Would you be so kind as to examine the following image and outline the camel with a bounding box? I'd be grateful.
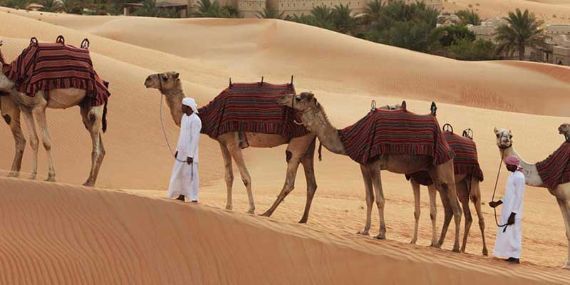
[560,123,570,141]
[277,92,462,251]
[144,72,319,223]
[0,41,107,186]
[494,127,570,269]
[408,130,487,255]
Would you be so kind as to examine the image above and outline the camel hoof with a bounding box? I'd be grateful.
[298,218,308,224]
[452,247,461,253]
[46,176,56,182]
[259,211,271,217]
[83,181,95,187]
[225,205,232,211]
[357,230,369,236]
[374,235,386,240]
[7,172,19,178]
[28,174,37,180]
[247,209,255,215]
[564,262,570,270]
[410,239,417,245]
[482,248,489,256]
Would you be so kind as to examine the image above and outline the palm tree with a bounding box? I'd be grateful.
[310,5,335,29]
[193,0,239,18]
[332,4,355,34]
[257,7,284,19]
[363,0,383,26]
[455,9,481,26]
[495,9,545,60]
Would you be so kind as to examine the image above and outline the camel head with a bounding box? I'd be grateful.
[0,41,15,92]
[144,72,180,92]
[494,127,513,149]
[277,92,319,113]
[558,123,570,135]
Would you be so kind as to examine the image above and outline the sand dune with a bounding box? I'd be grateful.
[444,0,570,24]
[0,177,569,284]
[0,7,569,284]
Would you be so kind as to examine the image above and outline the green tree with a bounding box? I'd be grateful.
[257,7,284,19]
[40,0,63,12]
[455,9,481,25]
[365,1,439,52]
[132,0,178,18]
[495,8,545,60]
[332,4,356,34]
[449,39,497,60]
[193,0,239,18]
[362,0,383,26]
[433,24,475,47]
[0,0,29,9]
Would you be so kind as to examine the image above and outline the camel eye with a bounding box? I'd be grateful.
[161,75,168,81]
[509,135,513,139]
[496,134,500,138]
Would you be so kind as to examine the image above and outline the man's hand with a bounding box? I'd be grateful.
[507,212,516,225]
[187,157,193,165]
[175,151,178,159]
[489,200,503,208]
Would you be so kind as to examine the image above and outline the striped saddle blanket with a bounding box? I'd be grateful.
[536,142,570,189]
[406,130,484,186]
[197,82,308,139]
[4,37,110,107]
[338,109,453,165]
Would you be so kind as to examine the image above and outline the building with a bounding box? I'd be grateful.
[182,0,442,18]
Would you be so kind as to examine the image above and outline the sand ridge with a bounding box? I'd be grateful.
[0,7,569,284]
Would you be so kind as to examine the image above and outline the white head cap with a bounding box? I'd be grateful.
[182,97,199,114]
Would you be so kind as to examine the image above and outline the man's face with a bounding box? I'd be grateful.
[182,104,192,114]
[506,164,518,172]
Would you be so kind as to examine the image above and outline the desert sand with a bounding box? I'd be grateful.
[0,4,570,284]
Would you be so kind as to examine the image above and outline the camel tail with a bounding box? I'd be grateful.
[102,99,108,133]
[318,140,323,161]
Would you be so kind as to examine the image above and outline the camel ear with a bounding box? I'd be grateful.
[172,72,180,79]
[307,93,314,100]
[494,127,499,134]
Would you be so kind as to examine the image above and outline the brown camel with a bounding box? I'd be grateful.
[144,72,319,222]
[495,127,570,269]
[408,130,487,255]
[0,41,107,186]
[278,92,462,251]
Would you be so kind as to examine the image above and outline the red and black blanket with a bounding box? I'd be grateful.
[3,39,110,107]
[406,130,484,186]
[338,109,453,165]
[536,142,570,189]
[197,82,308,139]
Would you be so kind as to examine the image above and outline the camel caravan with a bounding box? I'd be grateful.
[1,37,570,268]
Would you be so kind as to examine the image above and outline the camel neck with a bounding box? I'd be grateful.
[301,106,346,155]
[500,146,533,169]
[161,86,185,127]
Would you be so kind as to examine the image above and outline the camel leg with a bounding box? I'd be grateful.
[81,106,106,187]
[227,144,255,214]
[370,168,386,240]
[433,162,462,252]
[437,188,452,249]
[21,109,39,180]
[1,97,25,177]
[457,181,472,253]
[428,185,439,247]
[298,139,317,224]
[33,105,56,182]
[219,142,234,210]
[357,164,374,236]
[470,180,488,256]
[556,197,570,269]
[410,180,421,245]
[260,149,302,218]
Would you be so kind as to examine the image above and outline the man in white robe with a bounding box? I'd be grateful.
[490,155,526,264]
[167,97,202,203]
